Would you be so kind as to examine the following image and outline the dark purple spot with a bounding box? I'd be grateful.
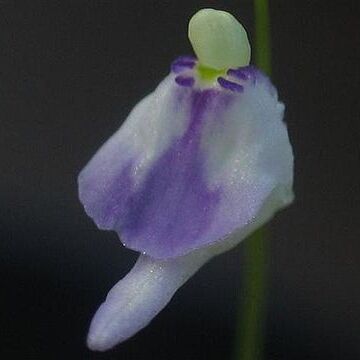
[175,75,195,87]
[227,68,249,80]
[227,66,259,86]
[217,77,244,93]
[171,55,196,73]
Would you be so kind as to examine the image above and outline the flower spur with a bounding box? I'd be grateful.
[78,9,294,351]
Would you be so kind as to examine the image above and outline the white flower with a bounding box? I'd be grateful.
[78,9,294,351]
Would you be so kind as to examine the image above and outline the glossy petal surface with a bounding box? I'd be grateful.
[78,66,293,259]
[87,186,285,351]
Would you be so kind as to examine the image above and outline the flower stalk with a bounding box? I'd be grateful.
[234,1,272,359]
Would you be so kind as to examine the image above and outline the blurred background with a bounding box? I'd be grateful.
[1,1,359,359]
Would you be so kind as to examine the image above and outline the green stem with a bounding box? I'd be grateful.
[254,0,272,76]
[233,1,271,359]
[234,228,268,360]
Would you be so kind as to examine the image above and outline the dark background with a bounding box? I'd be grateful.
[1,1,359,359]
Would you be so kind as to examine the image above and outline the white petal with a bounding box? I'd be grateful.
[86,186,283,351]
[87,252,209,351]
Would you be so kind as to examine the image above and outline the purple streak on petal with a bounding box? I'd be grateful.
[217,77,244,93]
[79,86,240,258]
[78,66,288,259]
[94,161,134,228]
[171,55,196,73]
[227,68,249,80]
[118,90,223,258]
[171,61,196,73]
[227,65,258,84]
[79,84,240,258]
[175,75,195,87]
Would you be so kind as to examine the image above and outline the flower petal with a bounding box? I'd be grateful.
[87,252,210,351]
[86,183,285,351]
[78,67,293,259]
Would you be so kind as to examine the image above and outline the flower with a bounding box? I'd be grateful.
[78,9,294,351]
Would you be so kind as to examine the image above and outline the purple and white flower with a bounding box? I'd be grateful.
[78,9,294,351]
